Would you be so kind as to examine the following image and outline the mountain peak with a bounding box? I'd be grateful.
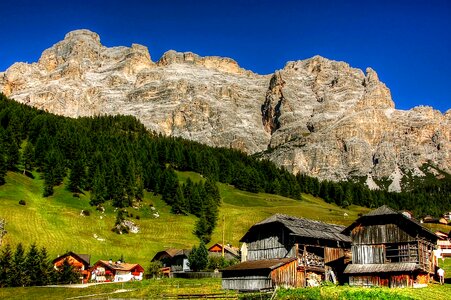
[0,30,449,185]
[64,29,101,44]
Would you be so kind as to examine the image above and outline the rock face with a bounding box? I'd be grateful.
[1,29,450,189]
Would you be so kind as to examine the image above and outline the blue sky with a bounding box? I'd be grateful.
[1,0,450,112]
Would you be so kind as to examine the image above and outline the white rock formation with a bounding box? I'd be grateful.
[1,29,449,188]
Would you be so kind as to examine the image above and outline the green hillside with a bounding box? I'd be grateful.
[0,170,368,267]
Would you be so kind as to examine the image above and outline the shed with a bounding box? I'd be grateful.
[222,258,298,291]
[343,205,438,288]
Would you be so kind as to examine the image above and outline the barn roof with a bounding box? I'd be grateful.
[241,214,351,243]
[344,263,417,274]
[343,205,437,242]
[222,258,296,272]
[151,248,190,261]
[363,205,398,216]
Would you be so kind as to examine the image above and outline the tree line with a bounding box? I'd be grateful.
[0,243,79,287]
[0,93,450,227]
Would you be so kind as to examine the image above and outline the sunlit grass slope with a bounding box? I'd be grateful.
[0,171,370,266]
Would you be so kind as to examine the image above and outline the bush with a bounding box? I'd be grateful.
[135,215,140,220]
[147,261,163,278]
[19,200,26,205]
[73,193,80,198]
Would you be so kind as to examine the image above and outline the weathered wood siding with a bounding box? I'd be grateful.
[222,275,272,290]
[324,247,345,264]
[351,224,414,244]
[270,260,299,288]
[352,245,385,264]
[222,261,300,290]
[350,275,387,287]
[246,226,294,261]
[350,274,412,288]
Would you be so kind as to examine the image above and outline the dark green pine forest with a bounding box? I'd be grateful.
[0,93,450,241]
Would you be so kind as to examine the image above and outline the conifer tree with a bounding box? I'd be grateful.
[38,247,54,286]
[56,258,80,284]
[188,242,208,271]
[10,243,27,287]
[194,213,210,243]
[171,185,188,214]
[68,156,86,193]
[0,142,7,185]
[0,244,13,287]
[21,140,35,175]
[24,243,40,286]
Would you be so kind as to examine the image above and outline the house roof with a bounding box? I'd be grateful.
[344,263,418,274]
[96,260,144,272]
[52,251,91,266]
[222,258,296,272]
[241,214,351,243]
[151,248,190,261]
[343,205,437,242]
[208,243,240,257]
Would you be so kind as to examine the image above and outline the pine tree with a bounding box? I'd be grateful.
[38,247,54,286]
[21,141,35,175]
[0,244,13,287]
[194,213,210,243]
[90,166,107,206]
[0,141,7,185]
[68,156,86,193]
[160,167,179,205]
[56,258,80,284]
[204,178,221,205]
[24,243,40,286]
[188,242,208,271]
[171,185,188,214]
[10,243,27,287]
[189,184,203,216]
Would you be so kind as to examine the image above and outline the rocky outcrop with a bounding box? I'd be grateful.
[1,30,449,189]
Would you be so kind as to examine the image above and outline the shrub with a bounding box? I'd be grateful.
[19,200,26,206]
[147,261,163,278]
[135,215,140,220]
[81,210,90,216]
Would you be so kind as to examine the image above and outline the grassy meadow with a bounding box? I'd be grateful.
[1,170,451,299]
[0,170,370,267]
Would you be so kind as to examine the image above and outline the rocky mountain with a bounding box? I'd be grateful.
[1,29,449,190]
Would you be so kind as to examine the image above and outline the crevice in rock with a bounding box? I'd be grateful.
[262,72,285,135]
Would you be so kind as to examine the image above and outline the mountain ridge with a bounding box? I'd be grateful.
[1,29,449,189]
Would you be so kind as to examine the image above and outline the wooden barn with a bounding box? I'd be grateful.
[52,252,91,283]
[222,214,351,290]
[208,243,240,261]
[342,205,438,288]
[152,248,191,272]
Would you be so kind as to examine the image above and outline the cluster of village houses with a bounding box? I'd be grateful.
[55,205,450,290]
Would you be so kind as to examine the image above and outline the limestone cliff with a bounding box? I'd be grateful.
[1,30,449,190]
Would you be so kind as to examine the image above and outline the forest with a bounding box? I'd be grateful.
[0,93,450,241]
